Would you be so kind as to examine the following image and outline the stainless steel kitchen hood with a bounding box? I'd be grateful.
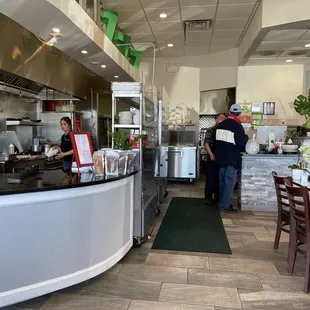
[0,70,44,94]
[0,13,110,99]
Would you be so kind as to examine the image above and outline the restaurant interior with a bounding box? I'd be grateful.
[1,0,310,309]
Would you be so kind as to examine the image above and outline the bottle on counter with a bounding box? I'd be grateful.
[8,143,14,154]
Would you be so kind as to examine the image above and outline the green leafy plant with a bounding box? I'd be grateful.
[285,129,302,139]
[294,94,310,128]
[288,163,301,170]
[109,131,142,150]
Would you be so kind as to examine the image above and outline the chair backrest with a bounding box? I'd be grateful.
[272,171,293,213]
[284,180,309,230]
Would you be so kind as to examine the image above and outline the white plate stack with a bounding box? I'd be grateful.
[119,111,133,124]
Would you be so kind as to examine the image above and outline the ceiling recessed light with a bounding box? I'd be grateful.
[90,61,100,65]
[114,75,119,78]
[167,43,174,47]
[286,59,293,63]
[52,28,60,33]
[159,13,168,19]
[81,50,88,54]
[101,64,107,68]
[305,44,310,48]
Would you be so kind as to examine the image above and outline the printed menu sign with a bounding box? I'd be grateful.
[70,132,94,167]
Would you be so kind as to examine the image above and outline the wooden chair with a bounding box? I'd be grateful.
[272,171,293,250]
[285,181,310,293]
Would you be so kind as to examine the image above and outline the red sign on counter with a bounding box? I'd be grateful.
[70,132,94,170]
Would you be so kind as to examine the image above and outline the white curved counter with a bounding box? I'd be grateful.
[0,171,135,307]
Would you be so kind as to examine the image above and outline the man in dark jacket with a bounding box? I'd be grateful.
[204,113,226,205]
[216,104,245,212]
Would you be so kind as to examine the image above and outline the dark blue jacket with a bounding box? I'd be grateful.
[215,118,245,170]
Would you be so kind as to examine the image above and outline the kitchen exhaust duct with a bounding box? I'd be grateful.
[0,70,44,94]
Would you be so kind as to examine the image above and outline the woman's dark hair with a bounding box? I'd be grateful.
[60,117,72,128]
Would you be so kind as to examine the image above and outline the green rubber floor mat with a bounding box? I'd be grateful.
[152,197,232,254]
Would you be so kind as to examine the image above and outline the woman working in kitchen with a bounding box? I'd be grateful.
[56,117,74,172]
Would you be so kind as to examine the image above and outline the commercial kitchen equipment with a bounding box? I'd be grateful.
[167,146,198,183]
[200,88,235,115]
[111,82,163,247]
[157,100,168,202]
[158,146,168,201]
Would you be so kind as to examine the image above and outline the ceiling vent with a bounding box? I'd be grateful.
[287,50,308,56]
[252,50,284,57]
[184,20,212,31]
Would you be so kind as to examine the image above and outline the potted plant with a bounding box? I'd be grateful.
[288,163,303,180]
[108,131,142,150]
[294,94,310,130]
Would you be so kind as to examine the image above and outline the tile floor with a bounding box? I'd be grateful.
[4,177,310,309]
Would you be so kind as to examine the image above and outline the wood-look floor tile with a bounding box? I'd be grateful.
[239,288,310,309]
[2,295,51,310]
[226,232,257,245]
[188,269,262,290]
[229,240,244,249]
[222,219,234,225]
[106,264,123,276]
[252,211,277,217]
[146,253,209,269]
[119,251,148,264]
[232,219,276,227]
[231,248,287,262]
[225,225,268,234]
[210,257,279,274]
[41,293,130,310]
[221,213,246,220]
[254,232,289,242]
[81,277,161,301]
[258,273,305,291]
[159,283,242,308]
[272,260,306,277]
[129,300,214,310]
[118,264,187,284]
[243,241,288,251]
[243,215,277,221]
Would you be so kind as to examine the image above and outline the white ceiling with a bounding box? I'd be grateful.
[249,29,310,64]
[101,0,261,57]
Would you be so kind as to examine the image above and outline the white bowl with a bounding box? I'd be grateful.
[282,144,299,152]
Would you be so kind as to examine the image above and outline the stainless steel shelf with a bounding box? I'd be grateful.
[6,121,44,126]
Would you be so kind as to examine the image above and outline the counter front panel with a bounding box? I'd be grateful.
[0,171,135,307]
[241,154,298,211]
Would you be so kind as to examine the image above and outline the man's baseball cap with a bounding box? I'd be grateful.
[230,104,242,113]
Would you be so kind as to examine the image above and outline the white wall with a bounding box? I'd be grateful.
[141,58,200,124]
[141,53,307,126]
[237,65,305,125]
[200,67,238,91]
[141,50,239,124]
